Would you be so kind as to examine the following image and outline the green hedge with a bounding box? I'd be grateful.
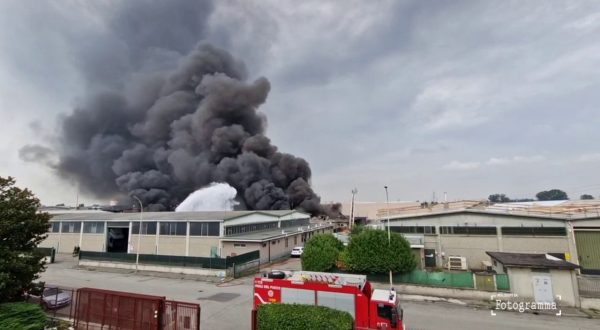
[0,303,47,330]
[257,304,353,330]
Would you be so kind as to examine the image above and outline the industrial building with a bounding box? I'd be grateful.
[374,200,600,274]
[41,210,332,263]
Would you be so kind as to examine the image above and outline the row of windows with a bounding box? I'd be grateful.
[501,227,566,236]
[389,226,436,234]
[440,226,498,235]
[50,221,219,236]
[280,218,310,228]
[225,221,278,236]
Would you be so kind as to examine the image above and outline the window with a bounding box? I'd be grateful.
[83,221,105,234]
[285,238,289,248]
[233,243,246,248]
[294,236,297,245]
[377,304,393,321]
[225,221,278,236]
[280,218,310,228]
[159,222,186,236]
[389,226,436,234]
[440,226,497,235]
[190,222,220,236]
[131,222,157,235]
[61,221,81,233]
[50,222,60,233]
[501,227,566,236]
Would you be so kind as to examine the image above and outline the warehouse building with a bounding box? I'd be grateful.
[41,210,332,263]
[376,201,600,274]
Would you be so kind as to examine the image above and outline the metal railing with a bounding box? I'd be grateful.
[579,275,600,298]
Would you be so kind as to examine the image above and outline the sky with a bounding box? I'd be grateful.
[2,0,600,207]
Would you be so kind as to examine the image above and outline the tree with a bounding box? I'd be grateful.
[345,229,416,274]
[488,194,511,203]
[536,189,568,201]
[0,176,50,302]
[580,194,594,200]
[301,234,344,272]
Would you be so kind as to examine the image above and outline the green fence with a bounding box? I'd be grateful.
[35,247,56,263]
[495,273,510,291]
[366,270,512,291]
[79,250,260,270]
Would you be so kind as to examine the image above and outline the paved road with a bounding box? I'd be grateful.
[40,256,599,330]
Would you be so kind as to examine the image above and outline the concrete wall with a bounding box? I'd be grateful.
[581,297,600,310]
[78,260,226,277]
[157,236,186,256]
[130,235,158,254]
[188,237,220,257]
[39,233,60,250]
[80,234,105,252]
[438,236,499,269]
[502,237,569,255]
[56,233,80,253]
[221,241,262,259]
[549,269,578,307]
[506,268,578,307]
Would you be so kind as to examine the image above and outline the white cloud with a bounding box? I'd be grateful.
[443,160,481,171]
[486,155,545,166]
[576,153,600,163]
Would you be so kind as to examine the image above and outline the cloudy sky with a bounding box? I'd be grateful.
[2,0,600,206]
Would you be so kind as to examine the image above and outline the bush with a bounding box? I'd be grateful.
[0,302,47,330]
[345,228,416,274]
[301,234,344,272]
[257,303,353,330]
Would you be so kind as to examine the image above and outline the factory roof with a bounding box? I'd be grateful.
[486,252,580,270]
[221,222,333,242]
[49,210,308,221]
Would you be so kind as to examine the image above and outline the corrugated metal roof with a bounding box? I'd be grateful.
[221,223,333,242]
[49,210,302,221]
[486,251,580,270]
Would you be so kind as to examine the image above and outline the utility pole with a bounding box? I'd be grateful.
[350,188,358,229]
[384,186,392,290]
[132,196,143,273]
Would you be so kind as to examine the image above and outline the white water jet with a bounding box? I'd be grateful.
[175,182,239,212]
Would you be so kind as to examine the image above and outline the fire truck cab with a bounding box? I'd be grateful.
[253,271,404,330]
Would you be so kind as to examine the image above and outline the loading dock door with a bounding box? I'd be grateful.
[575,231,600,274]
[106,222,130,253]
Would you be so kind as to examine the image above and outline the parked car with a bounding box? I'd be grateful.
[291,246,304,257]
[28,286,72,309]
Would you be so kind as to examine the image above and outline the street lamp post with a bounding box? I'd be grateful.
[132,196,143,273]
[384,186,392,290]
[350,188,358,229]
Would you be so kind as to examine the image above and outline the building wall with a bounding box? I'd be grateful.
[502,237,569,255]
[221,241,263,259]
[392,213,571,270]
[507,268,533,299]
[39,233,60,250]
[157,236,186,256]
[437,235,499,269]
[56,233,80,254]
[188,237,220,257]
[506,267,578,307]
[130,235,158,254]
[549,269,578,307]
[80,234,105,252]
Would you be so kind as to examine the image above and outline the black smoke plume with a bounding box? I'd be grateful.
[18,1,324,214]
[50,44,323,214]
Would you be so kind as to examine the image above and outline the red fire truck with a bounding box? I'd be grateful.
[252,270,405,330]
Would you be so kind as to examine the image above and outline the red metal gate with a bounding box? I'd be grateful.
[74,288,163,330]
[72,288,201,330]
[162,300,201,330]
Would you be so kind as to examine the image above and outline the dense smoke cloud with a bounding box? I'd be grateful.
[50,44,322,213]
[17,1,322,214]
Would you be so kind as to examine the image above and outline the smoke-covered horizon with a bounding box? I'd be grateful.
[24,43,322,214]
[18,1,324,215]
